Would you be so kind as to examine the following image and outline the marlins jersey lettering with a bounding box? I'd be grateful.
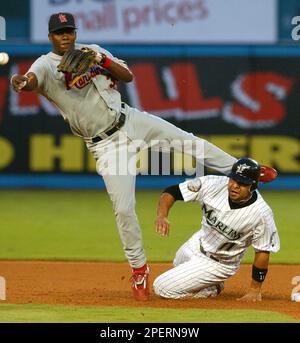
[179,175,280,265]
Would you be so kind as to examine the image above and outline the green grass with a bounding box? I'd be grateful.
[0,304,297,323]
[0,190,299,263]
[0,190,299,324]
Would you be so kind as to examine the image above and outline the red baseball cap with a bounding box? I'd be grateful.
[48,13,77,33]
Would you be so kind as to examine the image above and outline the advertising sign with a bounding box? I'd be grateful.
[0,53,299,176]
[31,0,277,43]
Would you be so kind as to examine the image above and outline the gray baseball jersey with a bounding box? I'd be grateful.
[27,43,128,138]
[153,175,280,299]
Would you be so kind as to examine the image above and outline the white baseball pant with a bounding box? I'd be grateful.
[153,232,239,298]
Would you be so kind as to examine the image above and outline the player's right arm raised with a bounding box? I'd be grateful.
[11,72,38,92]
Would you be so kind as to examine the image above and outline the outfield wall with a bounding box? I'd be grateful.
[0,45,299,189]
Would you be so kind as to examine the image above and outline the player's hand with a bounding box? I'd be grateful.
[11,74,28,92]
[237,289,262,302]
[155,216,170,237]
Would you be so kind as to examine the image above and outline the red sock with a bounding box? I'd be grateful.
[132,264,148,274]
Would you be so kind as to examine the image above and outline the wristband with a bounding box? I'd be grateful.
[252,265,268,283]
[101,55,112,69]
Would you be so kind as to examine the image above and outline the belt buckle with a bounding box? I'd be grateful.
[115,118,122,130]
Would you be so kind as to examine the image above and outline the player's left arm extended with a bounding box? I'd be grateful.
[237,251,270,302]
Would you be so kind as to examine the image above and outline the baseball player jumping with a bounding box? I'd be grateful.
[154,158,280,301]
[11,13,276,301]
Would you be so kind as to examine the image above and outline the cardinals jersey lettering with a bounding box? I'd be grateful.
[27,44,129,138]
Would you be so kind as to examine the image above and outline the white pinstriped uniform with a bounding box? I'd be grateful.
[153,175,280,299]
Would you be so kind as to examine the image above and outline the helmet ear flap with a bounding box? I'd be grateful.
[250,182,258,191]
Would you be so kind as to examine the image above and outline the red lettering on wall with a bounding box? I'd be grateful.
[130,62,222,117]
[223,72,293,128]
[130,63,180,111]
[171,63,223,112]
[3,59,295,130]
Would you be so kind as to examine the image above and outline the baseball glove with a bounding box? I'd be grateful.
[57,47,97,88]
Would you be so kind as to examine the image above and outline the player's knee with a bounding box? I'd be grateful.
[173,252,184,267]
[114,203,135,218]
[153,276,165,297]
[153,275,174,298]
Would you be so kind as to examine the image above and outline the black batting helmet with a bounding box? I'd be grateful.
[228,158,261,189]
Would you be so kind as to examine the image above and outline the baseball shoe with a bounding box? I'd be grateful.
[195,282,224,298]
[130,264,150,301]
[260,165,278,183]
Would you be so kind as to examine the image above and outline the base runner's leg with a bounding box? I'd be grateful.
[153,255,235,299]
[154,232,236,299]
[173,241,195,266]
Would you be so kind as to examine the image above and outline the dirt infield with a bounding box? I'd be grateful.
[0,261,299,320]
